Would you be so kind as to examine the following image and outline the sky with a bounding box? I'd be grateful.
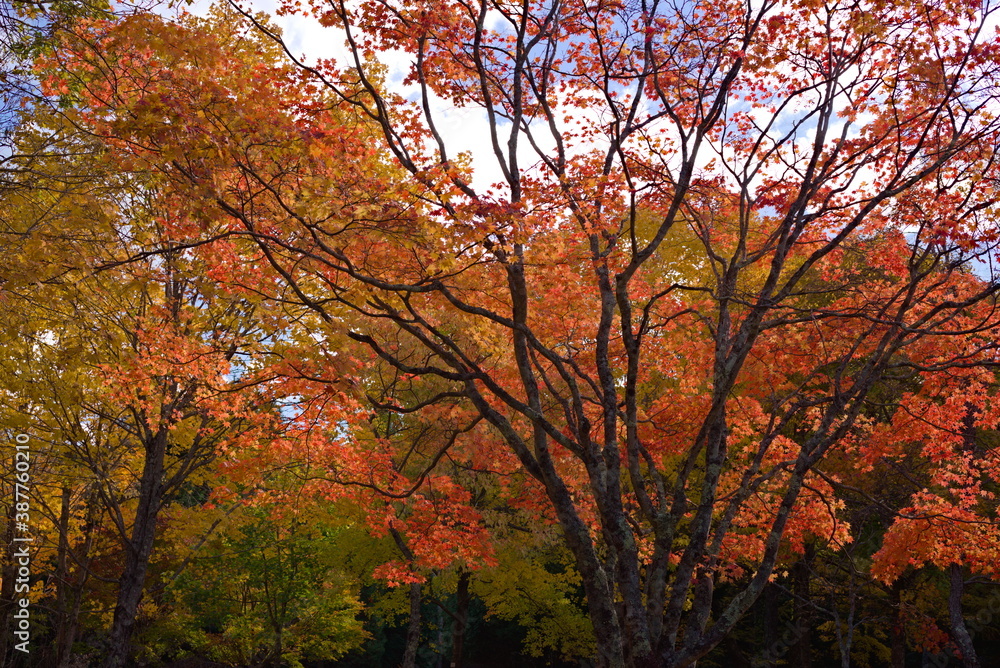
[187,0,889,200]
[180,0,510,191]
[171,0,1000,253]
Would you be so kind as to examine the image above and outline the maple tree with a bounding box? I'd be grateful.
[864,371,1000,668]
[17,0,1000,665]
[0,22,305,668]
[225,0,1000,664]
[0,195,286,668]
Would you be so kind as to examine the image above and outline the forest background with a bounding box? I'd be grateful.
[3,0,1000,666]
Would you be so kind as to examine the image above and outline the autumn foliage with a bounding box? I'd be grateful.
[3,0,1000,665]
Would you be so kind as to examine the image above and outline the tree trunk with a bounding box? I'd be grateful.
[402,580,422,668]
[450,570,470,668]
[102,432,167,668]
[55,486,74,668]
[759,582,779,667]
[948,563,980,668]
[58,488,99,668]
[791,545,814,668]
[947,406,983,668]
[891,578,906,668]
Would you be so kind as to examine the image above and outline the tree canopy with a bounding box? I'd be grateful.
[3,0,1000,666]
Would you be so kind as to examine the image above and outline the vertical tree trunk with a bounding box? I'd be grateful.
[435,604,444,668]
[891,578,906,668]
[389,524,423,668]
[760,582,779,667]
[267,628,283,666]
[948,563,980,668]
[450,570,470,668]
[402,580,422,668]
[791,544,814,668]
[54,486,74,667]
[102,432,167,668]
[950,408,982,668]
[58,489,99,668]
